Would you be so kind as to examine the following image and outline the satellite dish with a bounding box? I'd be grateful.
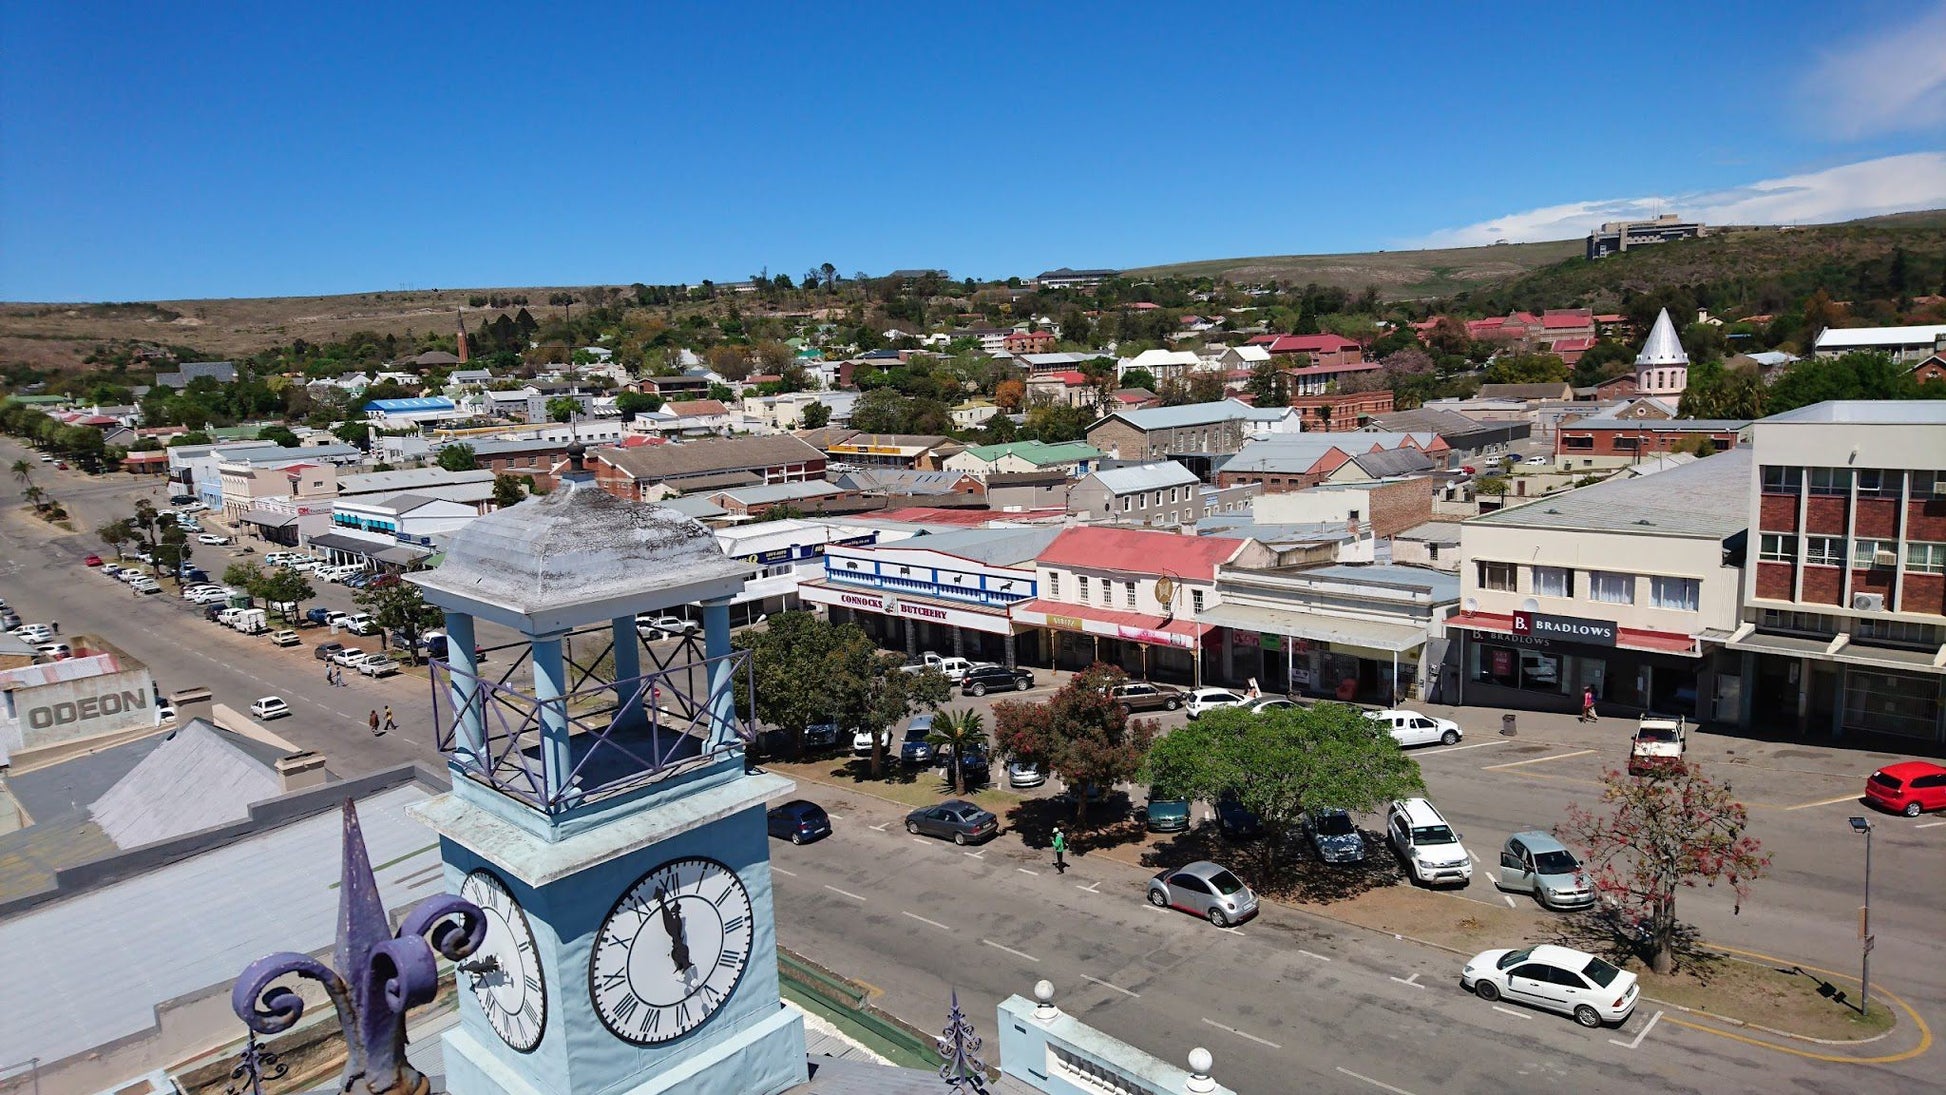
[1463,597,1478,612]
[1153,576,1175,605]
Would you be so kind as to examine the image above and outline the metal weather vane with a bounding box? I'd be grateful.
[231,800,486,1095]
[935,988,989,1093]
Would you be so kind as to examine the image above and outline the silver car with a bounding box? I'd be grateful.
[1493,832,1595,910]
[1146,860,1258,927]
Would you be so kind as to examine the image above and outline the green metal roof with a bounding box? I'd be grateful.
[958,439,1102,465]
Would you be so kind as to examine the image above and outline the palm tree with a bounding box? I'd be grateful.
[22,484,45,511]
[9,459,30,488]
[928,708,988,796]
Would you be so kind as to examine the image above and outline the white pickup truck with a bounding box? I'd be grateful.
[898,652,981,683]
[1627,714,1686,775]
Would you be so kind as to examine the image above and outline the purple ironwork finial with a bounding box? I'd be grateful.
[231,800,485,1095]
[935,989,989,1093]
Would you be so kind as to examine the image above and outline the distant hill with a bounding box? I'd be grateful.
[1124,239,1586,299]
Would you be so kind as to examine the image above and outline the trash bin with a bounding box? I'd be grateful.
[1501,713,1517,736]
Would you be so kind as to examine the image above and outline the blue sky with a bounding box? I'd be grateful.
[4,1,1944,301]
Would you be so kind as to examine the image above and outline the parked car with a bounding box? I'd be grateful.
[196,533,231,546]
[324,610,353,628]
[14,624,55,644]
[1146,860,1258,926]
[344,613,378,636]
[1628,714,1686,775]
[269,629,302,647]
[637,614,698,637]
[1243,696,1300,714]
[1461,945,1639,1028]
[169,494,197,506]
[1110,682,1184,713]
[130,579,162,594]
[249,696,292,721]
[1365,709,1463,748]
[1493,832,1595,910]
[952,743,991,785]
[900,713,935,765]
[101,563,123,577]
[36,643,73,660]
[1864,761,1946,817]
[1185,688,1249,719]
[314,641,346,661]
[1387,798,1472,886]
[1145,796,1191,833]
[1302,808,1366,864]
[801,723,840,750]
[357,654,399,677]
[960,664,1033,696]
[1215,791,1264,840]
[305,607,333,626]
[766,800,832,844]
[83,553,102,566]
[180,567,209,584]
[331,648,373,669]
[1521,455,1551,467]
[421,633,487,662]
[904,800,998,845]
[1007,760,1045,788]
[851,728,887,757]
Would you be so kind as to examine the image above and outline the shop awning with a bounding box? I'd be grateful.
[1196,602,1426,654]
[242,510,297,529]
[1727,630,1946,675]
[1832,641,1946,675]
[1724,631,1839,660]
[307,531,392,557]
[1010,599,1209,650]
[1446,610,1699,656]
[798,580,1015,635]
[374,544,433,567]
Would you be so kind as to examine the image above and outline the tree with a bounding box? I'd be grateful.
[1245,359,1285,406]
[1558,761,1770,974]
[800,401,831,429]
[993,378,1027,411]
[1117,368,1155,394]
[9,459,30,487]
[1144,703,1424,874]
[491,473,528,509]
[353,580,444,663]
[992,665,1157,825]
[928,708,988,795]
[258,567,316,623]
[615,390,664,420]
[154,526,192,584]
[850,388,912,434]
[733,612,948,772]
[706,345,754,382]
[97,518,134,559]
[256,425,301,447]
[224,561,266,596]
[1474,474,1511,497]
[545,396,581,423]
[436,443,479,472]
[858,659,949,779]
[1483,353,1569,385]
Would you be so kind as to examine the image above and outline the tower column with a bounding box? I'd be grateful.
[442,612,485,765]
[532,635,573,804]
[611,616,645,732]
[703,598,738,747]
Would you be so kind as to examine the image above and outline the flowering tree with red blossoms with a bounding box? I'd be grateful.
[992,664,1156,827]
[1558,761,1770,975]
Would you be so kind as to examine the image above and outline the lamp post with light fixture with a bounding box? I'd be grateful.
[1848,815,1873,1016]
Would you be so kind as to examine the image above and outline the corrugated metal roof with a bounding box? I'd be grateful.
[88,723,284,849]
[1472,447,1752,537]
[1085,461,1199,494]
[0,652,121,688]
[1102,398,1257,430]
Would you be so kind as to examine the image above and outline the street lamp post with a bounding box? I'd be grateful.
[1848,815,1873,1016]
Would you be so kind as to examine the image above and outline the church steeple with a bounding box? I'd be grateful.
[1634,307,1688,397]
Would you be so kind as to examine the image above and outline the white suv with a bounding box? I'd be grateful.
[1387,798,1473,887]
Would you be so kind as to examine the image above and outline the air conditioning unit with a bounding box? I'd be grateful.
[1872,550,1897,568]
[1852,592,1886,612]
[1933,480,1946,497]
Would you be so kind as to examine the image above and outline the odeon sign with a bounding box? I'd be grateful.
[26,689,151,729]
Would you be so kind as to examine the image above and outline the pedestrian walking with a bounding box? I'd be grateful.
[325,664,335,686]
[1051,827,1067,874]
[382,706,396,734]
[50,621,59,636]
[369,709,382,737]
[1579,685,1598,723]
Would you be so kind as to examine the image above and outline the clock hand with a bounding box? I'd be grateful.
[656,885,693,972]
[458,954,501,979]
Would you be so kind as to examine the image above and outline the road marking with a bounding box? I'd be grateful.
[1080,974,1140,998]
[1482,749,1594,770]
[1502,895,1517,908]
[901,911,951,931]
[1201,1017,1280,1050]
[981,939,1039,963]
[1334,1067,1416,1095]
[1784,794,1862,811]
[1608,1009,1662,1049]
[1297,949,1332,962]
[1491,1005,1529,1020]
[1216,926,1245,936]
[1468,851,1483,868]
[824,813,844,820]
[1389,972,1424,989]
[964,850,986,859]
[823,885,865,902]
[771,866,797,877]
[1419,739,1509,755]
[869,823,889,831]
[1075,881,1102,893]
[1914,821,1946,829]
[1017,867,1039,875]
[911,837,931,845]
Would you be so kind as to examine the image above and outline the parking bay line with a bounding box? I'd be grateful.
[1388,972,1424,989]
[869,823,888,831]
[1481,749,1594,771]
[771,867,797,877]
[1916,821,1946,829]
[1490,1005,1529,1020]
[1297,949,1332,962]
[1075,881,1102,893]
[1784,794,1862,811]
[1080,974,1140,999]
[823,885,866,902]
[901,910,952,931]
[1336,1066,1418,1095]
[980,939,1040,963]
[1419,739,1511,756]
[1609,1009,1663,1049]
[1200,1017,1280,1050]
[1017,867,1039,876]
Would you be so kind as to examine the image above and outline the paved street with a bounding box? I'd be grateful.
[4,445,1940,1092]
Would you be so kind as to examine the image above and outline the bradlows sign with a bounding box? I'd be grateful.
[1513,611,1615,646]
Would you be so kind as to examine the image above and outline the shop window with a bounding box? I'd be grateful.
[1805,536,1843,566]
[1907,542,1946,574]
[1852,539,1896,568]
[1532,566,1574,598]
[1758,533,1796,562]
[1808,467,1851,495]
[1477,561,1516,592]
[1476,644,1567,694]
[1589,571,1636,605]
[1649,575,1700,611]
[1842,669,1940,739]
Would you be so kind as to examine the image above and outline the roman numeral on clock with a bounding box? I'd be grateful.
[612,995,638,1024]
[722,914,746,936]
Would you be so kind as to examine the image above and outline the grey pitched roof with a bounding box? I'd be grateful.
[1635,308,1688,366]
[1222,435,1360,474]
[1473,447,1752,537]
[714,481,844,506]
[889,526,1062,566]
[1369,407,1491,438]
[1477,383,1574,401]
[4,734,171,826]
[1096,399,1256,431]
[338,467,494,494]
[88,722,285,849]
[1347,448,1437,477]
[1760,400,1946,425]
[1085,462,1200,494]
[1394,520,1464,543]
[601,435,824,481]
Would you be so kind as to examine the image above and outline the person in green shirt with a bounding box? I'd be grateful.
[1051,827,1067,874]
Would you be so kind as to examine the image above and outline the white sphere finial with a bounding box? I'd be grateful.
[1032,979,1058,1021]
[1185,1047,1215,1094]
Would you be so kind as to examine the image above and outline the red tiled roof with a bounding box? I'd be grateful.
[615,434,668,448]
[1445,611,1697,655]
[1595,314,1626,323]
[1549,336,1596,351]
[1126,302,1161,311]
[1542,314,1591,329]
[1266,334,1359,354]
[1245,334,1279,346]
[1036,527,1248,581]
[873,507,1010,527]
[1282,360,1381,377]
[1035,370,1090,385]
[672,399,730,416]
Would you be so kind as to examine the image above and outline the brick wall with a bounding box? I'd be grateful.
[1290,391,1394,431]
[1086,420,1145,461]
[1555,427,1745,457]
[1854,498,1899,538]
[1368,478,1435,538]
[1800,565,1843,605]
[1901,573,1946,616]
[1758,494,1798,532]
[1755,562,1795,600]
[1804,496,1848,535]
[1909,499,1946,541]
[1215,469,1326,493]
[1853,568,1894,593]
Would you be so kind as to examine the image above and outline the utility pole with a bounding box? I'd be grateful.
[1849,815,1874,1016]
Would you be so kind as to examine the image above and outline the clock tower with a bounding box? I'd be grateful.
[405,450,807,1095]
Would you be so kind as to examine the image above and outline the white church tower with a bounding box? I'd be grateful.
[1633,307,1688,398]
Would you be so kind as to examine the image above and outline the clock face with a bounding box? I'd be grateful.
[588,857,755,1046]
[459,869,547,1052]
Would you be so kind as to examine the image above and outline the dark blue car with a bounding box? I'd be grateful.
[766,800,832,845]
[306,607,333,626]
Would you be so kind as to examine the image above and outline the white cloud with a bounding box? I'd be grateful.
[1413,152,1946,248]
[1804,4,1946,138]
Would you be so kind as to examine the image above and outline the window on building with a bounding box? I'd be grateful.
[1048,572,1060,598]
[1808,467,1852,495]
[1759,533,1796,562]
[1100,579,1110,606]
[1908,542,1946,574]
[1853,539,1896,568]
[1589,571,1636,605]
[1170,487,1179,503]
[1077,575,1088,601]
[1191,589,1205,613]
[1759,608,1836,636]
[1805,536,1844,566]
[1912,471,1941,497]
[1613,436,1639,452]
[1532,566,1574,598]
[1125,582,1136,608]
[1563,435,1594,451]
[1121,496,1131,512]
[1477,561,1516,592]
[1856,469,1900,498]
[1650,575,1700,611]
[1856,618,1941,649]
[1760,465,1802,494]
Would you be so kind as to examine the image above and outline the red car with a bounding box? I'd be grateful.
[83,553,102,566]
[1864,761,1946,817]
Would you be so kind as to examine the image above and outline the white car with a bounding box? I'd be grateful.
[1461,944,1639,1028]
[1521,455,1551,467]
[287,558,322,572]
[851,727,890,756]
[357,655,398,677]
[325,610,354,628]
[1387,798,1472,886]
[249,696,292,720]
[331,648,374,669]
[1364,709,1463,747]
[14,625,54,644]
[344,613,378,636]
[36,643,72,659]
[1184,687,1249,719]
[193,588,234,605]
[130,579,162,594]
[636,615,699,637]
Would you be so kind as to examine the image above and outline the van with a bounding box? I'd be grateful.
[344,613,378,635]
[230,608,268,635]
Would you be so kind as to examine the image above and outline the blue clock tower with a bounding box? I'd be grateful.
[406,447,807,1095]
